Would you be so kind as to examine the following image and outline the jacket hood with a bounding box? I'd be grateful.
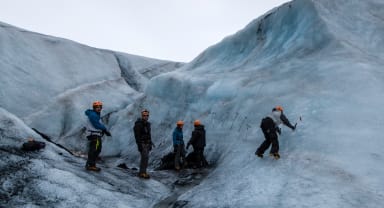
[85,109,100,116]
[85,109,93,116]
[136,118,149,124]
[174,126,183,131]
[195,125,205,130]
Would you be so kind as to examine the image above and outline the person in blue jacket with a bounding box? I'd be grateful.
[173,120,186,170]
[84,101,111,171]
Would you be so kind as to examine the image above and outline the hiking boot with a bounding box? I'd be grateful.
[269,153,280,160]
[138,172,150,179]
[255,151,263,158]
[86,166,101,172]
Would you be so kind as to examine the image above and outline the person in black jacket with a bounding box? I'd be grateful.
[255,106,296,159]
[133,109,152,179]
[187,120,208,168]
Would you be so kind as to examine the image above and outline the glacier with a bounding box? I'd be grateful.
[1,0,384,207]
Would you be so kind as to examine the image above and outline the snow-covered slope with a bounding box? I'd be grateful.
[144,0,384,207]
[0,21,183,152]
[0,107,171,208]
[1,0,384,207]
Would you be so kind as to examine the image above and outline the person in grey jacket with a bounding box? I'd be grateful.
[255,106,296,159]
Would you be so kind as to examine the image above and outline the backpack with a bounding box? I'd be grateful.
[260,117,275,131]
[22,140,46,151]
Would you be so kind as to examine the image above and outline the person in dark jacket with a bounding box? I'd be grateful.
[255,105,296,159]
[84,101,111,171]
[187,120,208,168]
[173,120,186,170]
[133,109,152,179]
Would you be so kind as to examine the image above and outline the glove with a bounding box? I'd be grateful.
[103,130,111,136]
[186,143,190,149]
[276,127,281,135]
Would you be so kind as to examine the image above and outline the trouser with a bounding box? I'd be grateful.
[256,129,279,154]
[194,148,208,167]
[174,144,186,168]
[139,143,151,174]
[86,135,102,167]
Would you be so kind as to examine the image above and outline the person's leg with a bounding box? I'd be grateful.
[174,145,181,170]
[180,144,187,163]
[86,139,97,167]
[200,149,209,167]
[181,144,186,166]
[256,130,271,155]
[95,137,102,161]
[270,133,279,155]
[196,149,204,167]
[198,148,208,167]
[139,144,149,174]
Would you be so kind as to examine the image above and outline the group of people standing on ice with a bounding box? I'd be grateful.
[172,119,208,171]
[84,101,208,179]
[84,101,296,179]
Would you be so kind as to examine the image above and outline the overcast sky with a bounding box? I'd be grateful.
[0,0,288,62]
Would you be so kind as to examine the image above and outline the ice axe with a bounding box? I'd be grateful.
[294,116,302,129]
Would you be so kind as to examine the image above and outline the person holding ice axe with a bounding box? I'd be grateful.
[255,105,298,159]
